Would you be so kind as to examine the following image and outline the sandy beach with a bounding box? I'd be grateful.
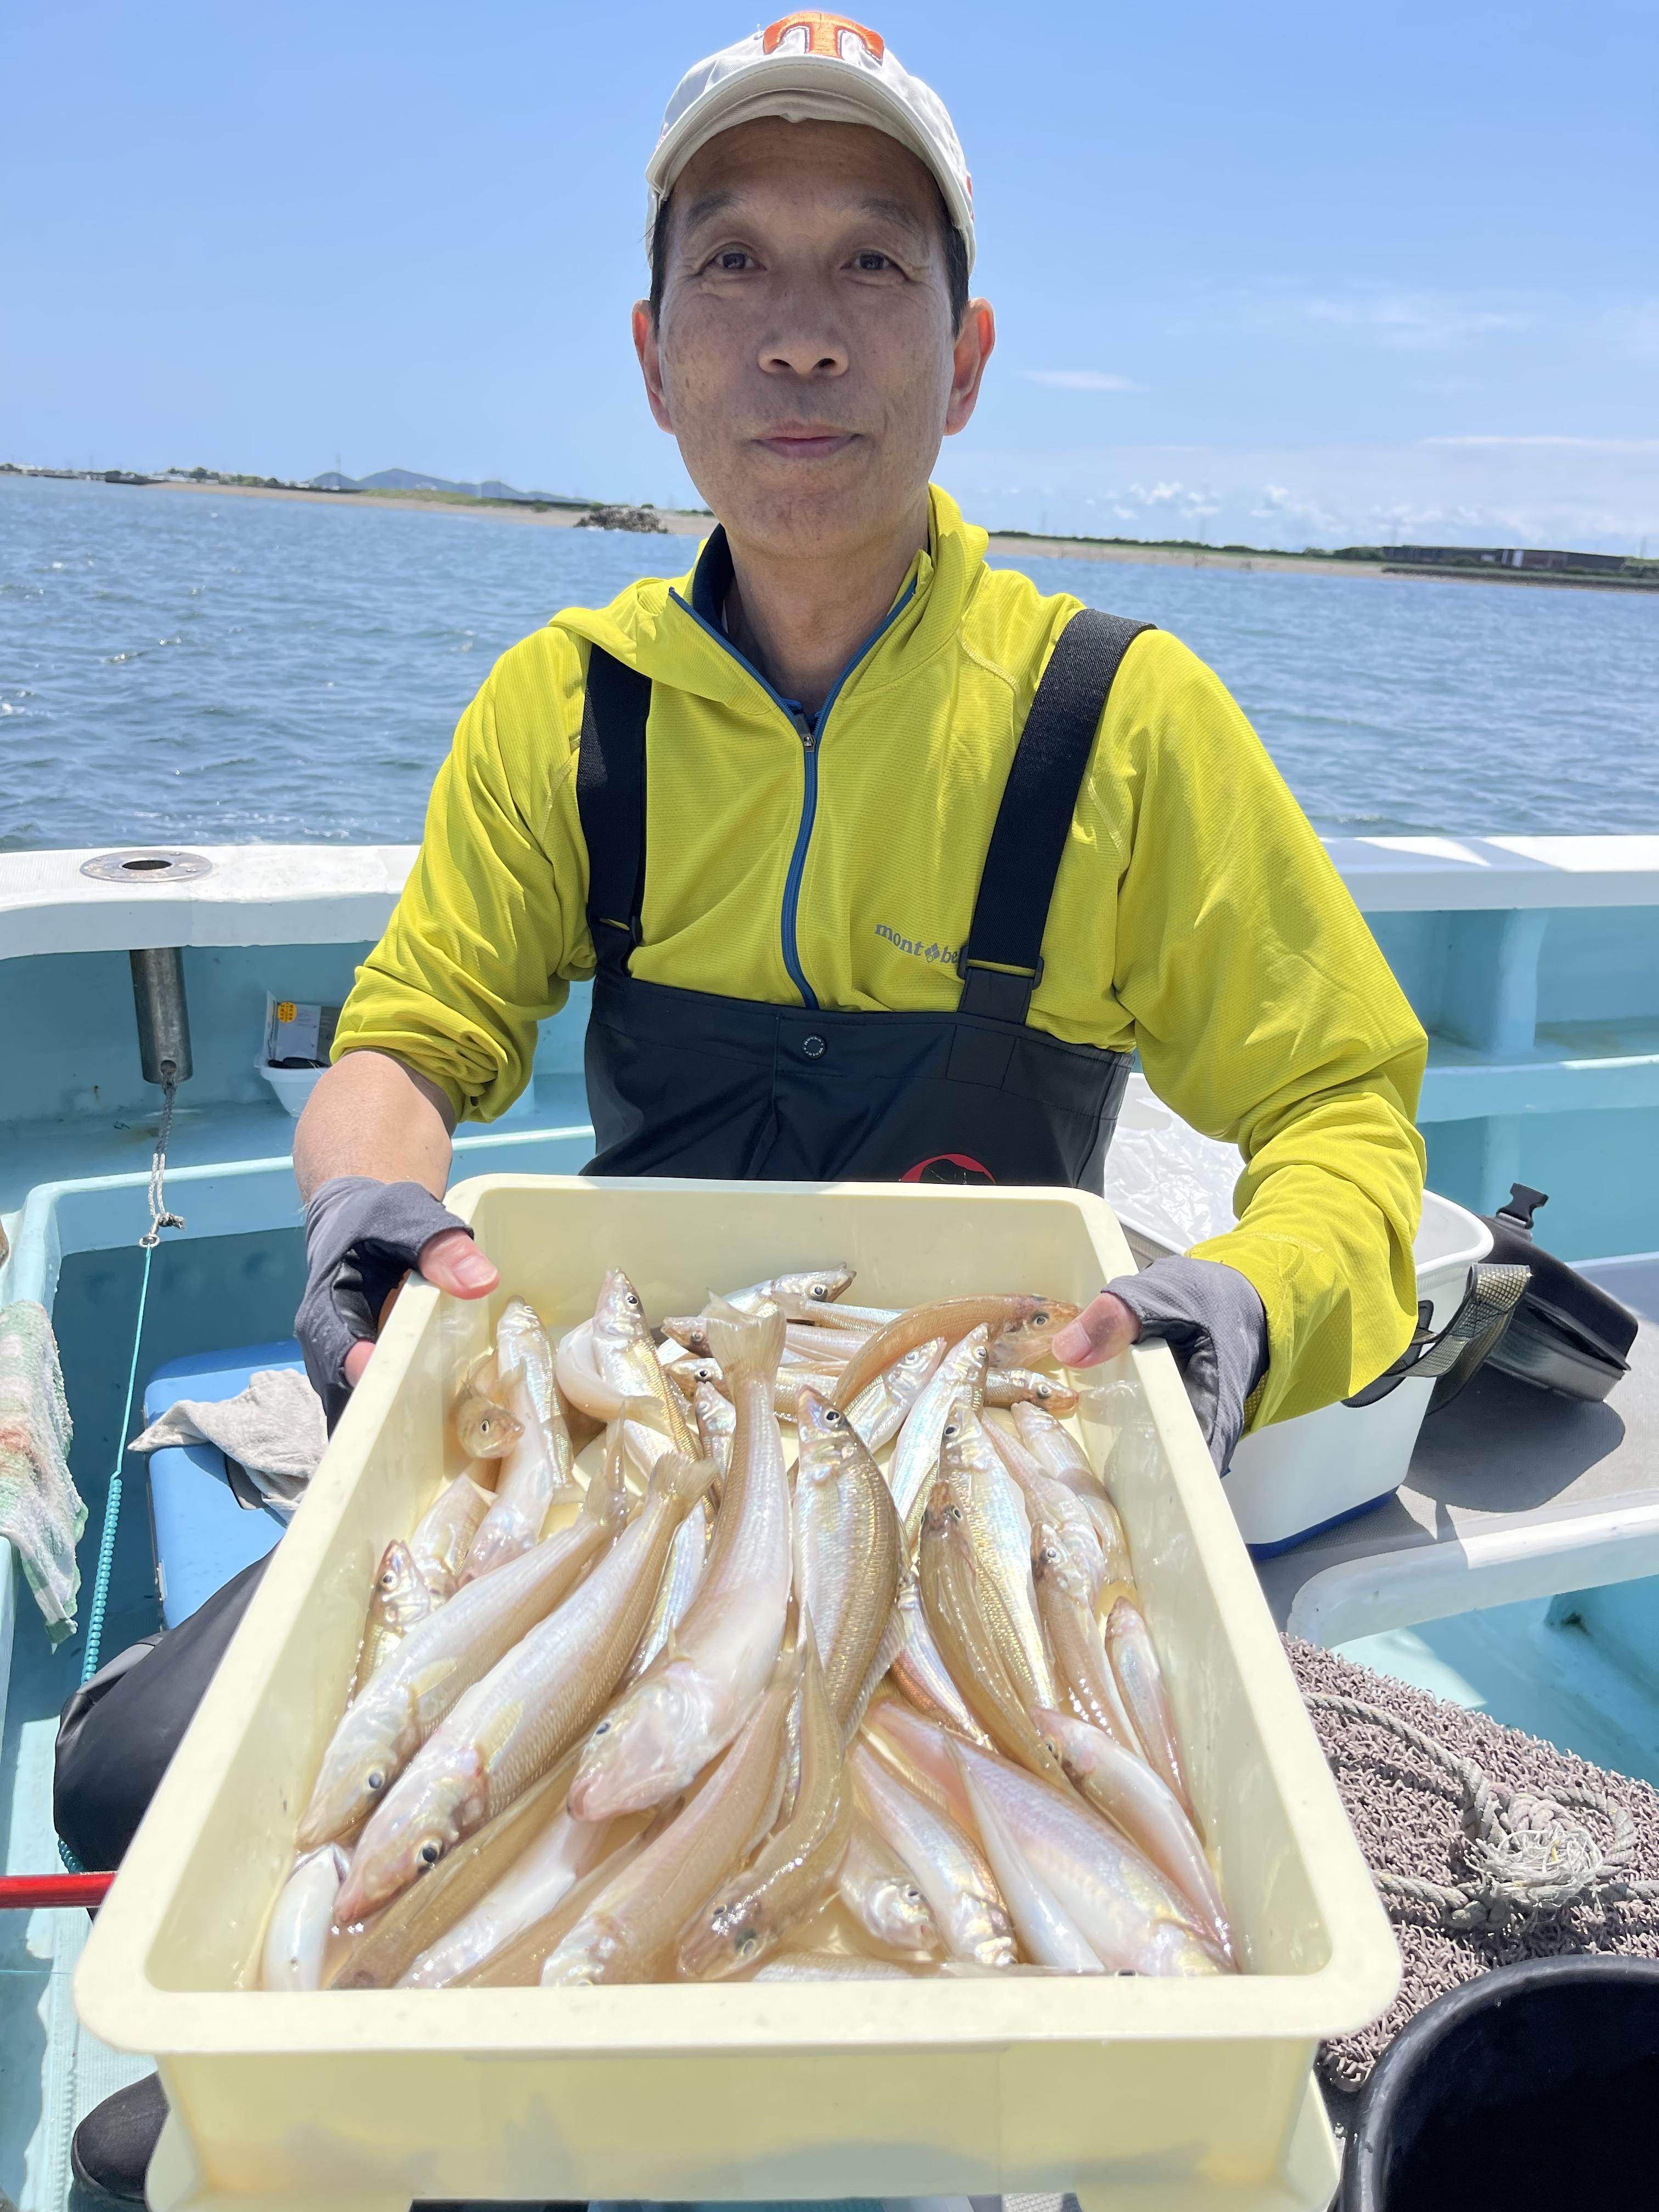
[148,476,1387,578]
[142,478,1652,589]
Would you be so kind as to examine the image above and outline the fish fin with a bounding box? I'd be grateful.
[653,1451,720,1511]
[409,1658,458,1701]
[474,1699,526,1771]
[618,1393,672,1435]
[706,1305,787,1384]
[584,1430,629,1526]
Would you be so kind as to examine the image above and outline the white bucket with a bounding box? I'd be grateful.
[1104,1076,1491,1554]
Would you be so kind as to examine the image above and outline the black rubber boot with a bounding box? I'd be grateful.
[70,2072,166,2203]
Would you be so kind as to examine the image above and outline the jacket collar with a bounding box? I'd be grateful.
[552,486,988,710]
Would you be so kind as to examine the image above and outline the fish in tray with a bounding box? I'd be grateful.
[541,1651,801,1985]
[568,1309,793,1821]
[299,1454,627,1852]
[336,1444,719,1922]
[833,1293,1081,1409]
[791,1389,902,1735]
[275,1255,1238,1991]
[677,1632,851,1978]
[465,1301,580,1578]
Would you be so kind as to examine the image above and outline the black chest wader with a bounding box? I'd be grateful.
[575,608,1152,1190]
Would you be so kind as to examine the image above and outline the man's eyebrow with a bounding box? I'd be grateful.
[854,193,933,246]
[677,188,740,236]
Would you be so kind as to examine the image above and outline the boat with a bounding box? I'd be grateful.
[1,831,1654,2209]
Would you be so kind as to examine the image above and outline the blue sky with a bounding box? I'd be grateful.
[7,1,1656,548]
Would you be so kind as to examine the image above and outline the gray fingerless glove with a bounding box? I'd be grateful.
[296,1176,472,1430]
[1106,1256,1269,1472]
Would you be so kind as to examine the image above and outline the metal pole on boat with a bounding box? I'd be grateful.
[129,946,193,1088]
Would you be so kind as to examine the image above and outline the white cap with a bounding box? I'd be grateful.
[646,14,974,272]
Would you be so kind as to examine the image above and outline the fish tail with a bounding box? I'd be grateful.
[706,1305,787,1385]
[618,1392,671,1435]
[653,1451,721,1511]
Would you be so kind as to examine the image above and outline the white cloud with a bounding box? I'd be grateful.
[1022,369,1141,391]
[935,437,1659,552]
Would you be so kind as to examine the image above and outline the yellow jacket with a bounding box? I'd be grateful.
[335,487,1427,1431]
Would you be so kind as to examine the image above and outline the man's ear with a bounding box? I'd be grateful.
[944,299,996,437]
[633,301,675,433]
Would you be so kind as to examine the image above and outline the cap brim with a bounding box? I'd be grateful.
[647,57,974,268]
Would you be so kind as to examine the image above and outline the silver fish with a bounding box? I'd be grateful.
[542,1658,799,1985]
[336,1448,718,1922]
[569,1308,792,1821]
[297,1453,625,1853]
[692,1377,736,1474]
[454,1393,523,1460]
[849,1738,1015,1970]
[887,1572,994,1747]
[370,1539,433,1638]
[944,1395,1058,1713]
[793,1389,902,1734]
[399,1799,618,1989]
[466,1300,579,1578]
[1036,1707,1232,1960]
[1030,1518,1143,1757]
[949,1737,1223,1977]
[957,1757,1104,1973]
[836,1812,944,1956]
[888,1327,990,1546]
[842,1335,948,1453]
[985,1369,1079,1414]
[678,1633,851,1979]
[834,1295,1080,1409]
[623,1494,712,1686]
[983,1412,1107,1602]
[261,1845,349,1990]
[589,1269,699,1481]
[1105,1595,1197,1819]
[408,1471,493,1602]
[1011,1400,1105,1495]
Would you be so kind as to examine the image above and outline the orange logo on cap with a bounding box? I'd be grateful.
[763,13,885,63]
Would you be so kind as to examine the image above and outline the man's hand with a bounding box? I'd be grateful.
[341,1229,498,1387]
[1051,1291,1143,1370]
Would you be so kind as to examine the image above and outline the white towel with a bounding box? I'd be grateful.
[129,1367,327,1517]
[0,1300,88,1642]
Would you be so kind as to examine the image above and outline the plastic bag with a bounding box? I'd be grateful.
[0,1300,87,1641]
[1102,1075,1244,1256]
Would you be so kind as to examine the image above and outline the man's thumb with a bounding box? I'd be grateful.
[419,1227,499,1297]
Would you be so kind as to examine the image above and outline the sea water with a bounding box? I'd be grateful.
[3,472,1655,852]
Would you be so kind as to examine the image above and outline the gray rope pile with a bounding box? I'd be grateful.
[1286,1637,1659,2091]
[1304,1690,1659,1933]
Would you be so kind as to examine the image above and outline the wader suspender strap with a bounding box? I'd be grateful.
[956,610,1154,1024]
[575,646,653,976]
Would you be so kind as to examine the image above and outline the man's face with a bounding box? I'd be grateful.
[634,119,992,562]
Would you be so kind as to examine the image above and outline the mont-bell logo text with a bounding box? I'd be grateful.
[877,922,959,967]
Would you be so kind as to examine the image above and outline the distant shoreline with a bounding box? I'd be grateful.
[10,469,1655,591]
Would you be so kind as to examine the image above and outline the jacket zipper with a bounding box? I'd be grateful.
[670,579,917,1011]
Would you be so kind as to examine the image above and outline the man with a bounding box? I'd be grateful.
[61,17,1426,2195]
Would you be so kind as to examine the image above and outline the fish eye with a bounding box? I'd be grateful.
[419,1840,442,1866]
[592,1719,611,1737]
[365,1769,385,1792]
[823,1407,842,1425]
[736,1930,759,1956]
[1033,1311,1049,1327]
[903,1884,923,1904]
[811,1283,829,1299]
[625,1292,641,1309]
